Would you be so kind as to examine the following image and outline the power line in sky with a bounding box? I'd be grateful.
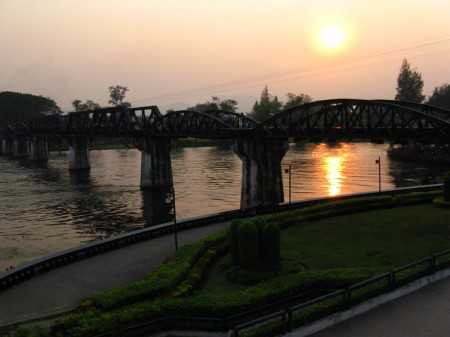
[131,35,450,105]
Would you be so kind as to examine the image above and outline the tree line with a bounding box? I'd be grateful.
[1,60,449,126]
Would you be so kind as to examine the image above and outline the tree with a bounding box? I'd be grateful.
[283,92,313,110]
[0,91,61,126]
[427,84,450,110]
[249,86,282,122]
[395,59,425,103]
[108,85,130,107]
[187,96,238,112]
[72,99,101,112]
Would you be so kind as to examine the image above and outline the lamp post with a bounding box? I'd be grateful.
[375,157,381,192]
[165,188,178,251]
[284,165,292,203]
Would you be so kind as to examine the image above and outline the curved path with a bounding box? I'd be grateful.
[0,221,229,327]
[1,218,449,337]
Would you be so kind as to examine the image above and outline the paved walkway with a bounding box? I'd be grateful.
[1,221,449,337]
[0,221,229,326]
[307,276,450,337]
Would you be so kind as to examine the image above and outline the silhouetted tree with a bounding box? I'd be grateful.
[395,59,425,103]
[283,92,313,110]
[0,91,61,126]
[427,84,450,110]
[108,85,131,107]
[187,96,238,112]
[249,86,282,122]
[72,99,101,112]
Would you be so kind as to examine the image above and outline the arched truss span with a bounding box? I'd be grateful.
[374,100,450,122]
[254,98,450,143]
[146,110,240,138]
[203,110,260,129]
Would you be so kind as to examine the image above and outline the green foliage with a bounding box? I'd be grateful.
[283,92,313,110]
[80,229,229,312]
[230,218,243,265]
[443,171,450,201]
[394,190,442,203]
[108,85,130,107]
[238,221,259,270]
[4,324,50,337]
[261,223,281,268]
[187,96,238,112]
[0,91,61,126]
[19,191,446,337]
[395,59,425,103]
[249,86,283,122]
[427,83,450,109]
[71,99,101,112]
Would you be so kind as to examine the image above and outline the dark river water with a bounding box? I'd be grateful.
[0,141,448,271]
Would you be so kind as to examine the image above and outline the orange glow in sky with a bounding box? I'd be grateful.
[1,1,450,112]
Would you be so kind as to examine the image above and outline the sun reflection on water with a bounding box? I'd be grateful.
[324,156,344,196]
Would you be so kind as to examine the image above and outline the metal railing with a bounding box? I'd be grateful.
[234,250,450,337]
[76,250,450,337]
[0,184,442,293]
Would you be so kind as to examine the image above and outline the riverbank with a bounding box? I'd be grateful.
[387,145,450,165]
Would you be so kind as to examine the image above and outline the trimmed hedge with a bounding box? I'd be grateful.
[261,223,280,268]
[444,171,450,201]
[7,190,445,337]
[230,219,243,265]
[238,221,259,270]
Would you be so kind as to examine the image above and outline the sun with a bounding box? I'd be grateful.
[319,25,345,50]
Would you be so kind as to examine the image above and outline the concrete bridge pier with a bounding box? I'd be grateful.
[234,137,289,209]
[135,138,173,189]
[13,136,29,157]
[66,137,91,170]
[29,136,49,161]
[2,137,14,154]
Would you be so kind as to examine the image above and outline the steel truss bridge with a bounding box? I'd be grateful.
[2,98,450,209]
[1,98,450,143]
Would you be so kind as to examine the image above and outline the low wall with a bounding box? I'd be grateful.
[0,184,442,293]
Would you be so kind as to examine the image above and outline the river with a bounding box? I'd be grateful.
[0,141,448,271]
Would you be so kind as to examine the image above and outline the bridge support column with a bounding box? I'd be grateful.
[29,136,49,161]
[135,138,173,189]
[66,137,91,170]
[13,136,29,157]
[2,137,14,154]
[234,137,289,209]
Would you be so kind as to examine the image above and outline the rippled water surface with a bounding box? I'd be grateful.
[0,142,448,270]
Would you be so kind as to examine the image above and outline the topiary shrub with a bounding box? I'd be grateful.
[252,218,267,261]
[444,171,450,201]
[261,223,281,268]
[230,219,243,265]
[238,221,259,270]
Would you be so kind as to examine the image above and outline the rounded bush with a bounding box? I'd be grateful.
[229,219,242,265]
[262,223,281,268]
[444,171,450,201]
[238,222,259,270]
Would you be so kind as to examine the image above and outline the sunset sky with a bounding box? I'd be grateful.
[1,0,450,112]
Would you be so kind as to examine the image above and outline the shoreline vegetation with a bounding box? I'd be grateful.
[5,190,449,337]
[387,144,450,165]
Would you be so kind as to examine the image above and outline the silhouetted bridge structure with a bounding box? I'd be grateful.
[1,98,450,208]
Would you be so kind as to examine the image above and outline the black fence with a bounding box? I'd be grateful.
[0,184,442,293]
[235,250,450,337]
[81,249,450,337]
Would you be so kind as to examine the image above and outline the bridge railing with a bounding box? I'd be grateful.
[0,184,443,293]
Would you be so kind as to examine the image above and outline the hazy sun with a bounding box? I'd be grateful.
[319,25,345,50]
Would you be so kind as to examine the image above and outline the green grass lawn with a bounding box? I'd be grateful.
[202,203,450,294]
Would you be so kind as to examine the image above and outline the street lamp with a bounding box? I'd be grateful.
[375,157,381,192]
[165,188,178,251]
[284,164,292,203]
